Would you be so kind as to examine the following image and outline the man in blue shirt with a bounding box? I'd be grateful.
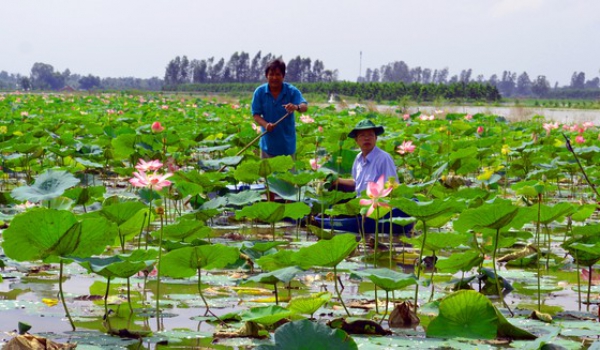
[334,119,398,195]
[251,59,308,158]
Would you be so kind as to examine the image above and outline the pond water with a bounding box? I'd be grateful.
[1,218,598,349]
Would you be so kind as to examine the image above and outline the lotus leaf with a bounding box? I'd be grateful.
[11,170,80,203]
[255,319,357,350]
[2,208,118,263]
[292,233,359,269]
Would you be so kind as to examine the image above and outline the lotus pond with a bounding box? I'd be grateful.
[0,92,599,349]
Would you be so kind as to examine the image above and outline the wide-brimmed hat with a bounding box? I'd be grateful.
[348,119,385,138]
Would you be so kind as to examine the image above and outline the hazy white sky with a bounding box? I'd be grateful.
[1,0,599,85]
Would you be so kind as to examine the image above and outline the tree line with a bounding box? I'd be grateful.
[0,63,162,91]
[163,51,338,85]
[361,62,600,99]
[1,53,599,100]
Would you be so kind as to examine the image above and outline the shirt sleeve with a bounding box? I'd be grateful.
[381,154,398,182]
[251,87,263,116]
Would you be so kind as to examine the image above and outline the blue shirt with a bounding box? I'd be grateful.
[352,146,398,195]
[251,82,307,156]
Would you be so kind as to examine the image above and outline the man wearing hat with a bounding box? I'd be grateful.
[333,119,398,195]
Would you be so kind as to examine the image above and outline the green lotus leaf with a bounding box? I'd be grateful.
[405,232,470,252]
[255,319,357,350]
[154,220,211,242]
[353,268,417,291]
[244,266,303,285]
[571,204,598,222]
[111,133,137,159]
[72,249,156,278]
[233,161,261,184]
[435,251,484,273]
[286,292,332,316]
[239,305,293,326]
[225,191,263,206]
[64,185,106,206]
[453,198,522,232]
[389,197,462,223]
[256,250,297,271]
[11,169,80,203]
[276,171,319,187]
[283,202,311,220]
[199,156,243,170]
[235,202,286,223]
[161,244,240,278]
[2,208,117,263]
[292,234,358,269]
[427,290,498,339]
[247,241,287,253]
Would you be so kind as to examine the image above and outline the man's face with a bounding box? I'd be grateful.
[266,68,284,89]
[355,129,377,154]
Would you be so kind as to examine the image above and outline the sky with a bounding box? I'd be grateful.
[1,0,599,86]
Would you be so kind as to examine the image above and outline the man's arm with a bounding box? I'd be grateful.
[254,114,274,132]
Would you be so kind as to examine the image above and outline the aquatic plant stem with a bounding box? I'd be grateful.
[380,290,390,326]
[563,133,600,200]
[493,228,513,316]
[536,194,542,312]
[586,266,593,312]
[413,220,427,316]
[429,251,436,302]
[333,266,351,317]
[155,214,164,331]
[104,277,112,331]
[59,261,76,331]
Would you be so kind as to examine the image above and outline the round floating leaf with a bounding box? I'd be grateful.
[256,250,297,271]
[292,234,359,269]
[389,197,462,223]
[435,251,484,273]
[353,268,417,291]
[426,290,498,340]
[255,319,357,350]
[239,305,293,326]
[453,198,522,232]
[235,202,286,223]
[11,169,80,203]
[161,244,240,278]
[72,249,156,278]
[2,208,118,263]
[245,266,304,285]
[286,292,332,316]
[155,220,211,242]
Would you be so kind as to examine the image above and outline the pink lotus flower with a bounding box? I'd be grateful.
[300,114,315,123]
[419,114,434,121]
[464,114,473,120]
[165,157,180,172]
[151,121,165,133]
[135,159,164,172]
[581,268,600,285]
[130,170,172,191]
[21,111,29,117]
[309,158,322,170]
[396,140,416,155]
[161,105,169,110]
[575,135,585,144]
[403,114,410,121]
[359,174,392,217]
[318,126,323,133]
[477,126,484,134]
[251,123,261,134]
[542,122,559,135]
[582,121,594,130]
